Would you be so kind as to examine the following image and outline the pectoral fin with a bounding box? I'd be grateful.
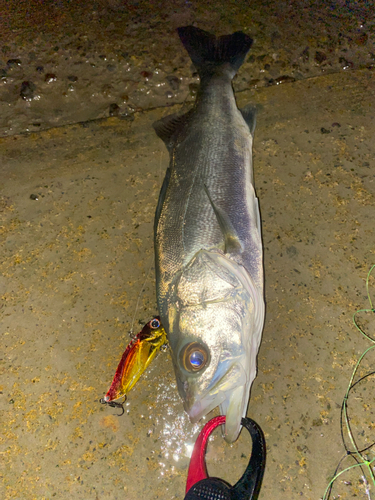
[204,184,244,254]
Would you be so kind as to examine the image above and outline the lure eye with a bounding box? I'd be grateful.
[181,342,209,373]
[150,318,160,329]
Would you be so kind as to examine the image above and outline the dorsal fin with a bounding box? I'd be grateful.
[204,184,244,254]
[153,112,190,151]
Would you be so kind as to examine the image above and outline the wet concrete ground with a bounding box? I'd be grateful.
[1,0,375,137]
[1,2,375,500]
[2,69,375,500]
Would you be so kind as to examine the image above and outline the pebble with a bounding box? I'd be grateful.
[67,75,78,82]
[45,73,57,83]
[275,75,295,84]
[189,83,199,95]
[315,52,327,64]
[320,127,331,134]
[166,75,180,91]
[30,194,39,200]
[339,57,354,70]
[101,84,113,97]
[109,103,120,116]
[355,33,368,46]
[140,71,153,80]
[268,75,296,86]
[300,47,309,62]
[36,66,44,73]
[7,59,22,68]
[20,81,36,100]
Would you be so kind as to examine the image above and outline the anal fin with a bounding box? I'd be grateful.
[240,104,257,137]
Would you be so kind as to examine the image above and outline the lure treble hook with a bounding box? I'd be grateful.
[99,395,127,417]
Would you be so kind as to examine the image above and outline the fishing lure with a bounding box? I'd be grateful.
[100,317,168,415]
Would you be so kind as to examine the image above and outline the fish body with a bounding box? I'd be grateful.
[153,26,265,442]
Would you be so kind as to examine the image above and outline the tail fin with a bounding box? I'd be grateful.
[177,26,252,80]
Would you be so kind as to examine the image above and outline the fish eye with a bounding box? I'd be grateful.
[150,318,160,329]
[181,342,209,373]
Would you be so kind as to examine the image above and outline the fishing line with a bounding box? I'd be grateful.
[130,150,165,337]
[324,264,375,500]
[129,256,154,337]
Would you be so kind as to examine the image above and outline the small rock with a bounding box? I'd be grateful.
[7,58,21,68]
[355,33,368,46]
[274,75,295,85]
[67,75,78,82]
[36,65,44,73]
[101,83,113,97]
[109,103,120,117]
[30,194,39,200]
[166,75,180,91]
[320,127,330,134]
[248,78,260,87]
[140,71,153,80]
[20,81,36,100]
[189,83,199,96]
[300,47,309,62]
[339,57,353,70]
[44,73,57,83]
[165,90,173,99]
[106,64,116,72]
[331,122,341,127]
[315,51,327,64]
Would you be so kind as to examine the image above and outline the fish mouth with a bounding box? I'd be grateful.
[184,361,250,443]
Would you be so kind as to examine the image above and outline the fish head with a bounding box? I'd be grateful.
[166,250,264,443]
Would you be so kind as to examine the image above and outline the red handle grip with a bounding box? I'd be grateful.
[185,415,226,493]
